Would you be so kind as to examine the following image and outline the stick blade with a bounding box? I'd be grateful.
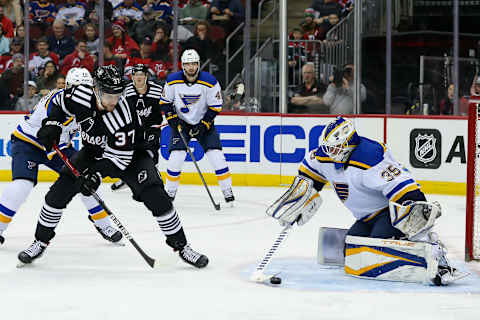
[250,270,272,283]
[214,203,221,210]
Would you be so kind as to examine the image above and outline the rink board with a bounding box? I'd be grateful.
[0,113,468,195]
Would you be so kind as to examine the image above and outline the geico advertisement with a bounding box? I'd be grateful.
[387,118,467,183]
[0,115,384,177]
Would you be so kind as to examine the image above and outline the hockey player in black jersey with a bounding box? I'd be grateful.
[111,64,164,191]
[18,65,209,269]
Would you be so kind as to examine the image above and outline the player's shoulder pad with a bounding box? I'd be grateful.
[166,71,184,85]
[348,137,386,170]
[197,71,217,88]
[313,147,334,163]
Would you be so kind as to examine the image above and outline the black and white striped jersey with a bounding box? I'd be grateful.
[123,80,164,127]
[46,85,136,172]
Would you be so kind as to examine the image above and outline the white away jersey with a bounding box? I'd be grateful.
[160,71,223,125]
[299,137,421,221]
[13,89,78,158]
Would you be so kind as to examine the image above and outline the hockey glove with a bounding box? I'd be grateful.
[78,171,102,196]
[188,120,211,138]
[37,119,62,152]
[166,111,181,131]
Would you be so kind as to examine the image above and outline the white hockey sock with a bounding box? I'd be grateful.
[80,193,110,229]
[206,150,233,195]
[156,208,182,236]
[165,150,187,198]
[0,179,34,234]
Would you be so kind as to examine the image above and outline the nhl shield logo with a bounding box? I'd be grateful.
[414,134,436,164]
[409,129,441,169]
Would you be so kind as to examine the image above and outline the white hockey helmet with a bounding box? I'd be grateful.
[320,116,360,162]
[181,49,200,78]
[66,67,93,88]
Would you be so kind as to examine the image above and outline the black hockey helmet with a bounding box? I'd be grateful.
[132,63,149,75]
[93,65,124,94]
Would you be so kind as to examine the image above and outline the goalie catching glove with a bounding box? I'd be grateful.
[266,176,322,226]
[389,200,441,240]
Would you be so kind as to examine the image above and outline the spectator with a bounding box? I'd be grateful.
[125,36,172,80]
[151,24,171,61]
[47,19,76,60]
[289,63,328,114]
[0,0,22,27]
[56,0,87,31]
[130,5,157,44]
[314,13,339,40]
[210,0,245,32]
[180,0,209,25]
[29,37,60,78]
[310,0,342,19]
[86,0,113,24]
[439,83,454,115]
[183,20,217,64]
[113,0,144,25]
[0,52,24,109]
[55,74,65,89]
[15,80,41,111]
[60,39,94,75]
[36,60,60,95]
[0,6,13,38]
[96,41,124,72]
[323,64,366,114]
[0,23,9,55]
[107,19,140,60]
[470,73,480,96]
[288,27,307,84]
[29,0,57,34]
[84,23,99,57]
[0,36,21,73]
[148,0,173,25]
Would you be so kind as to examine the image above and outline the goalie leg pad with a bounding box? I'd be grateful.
[344,235,439,284]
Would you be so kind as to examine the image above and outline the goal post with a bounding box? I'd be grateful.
[466,99,480,261]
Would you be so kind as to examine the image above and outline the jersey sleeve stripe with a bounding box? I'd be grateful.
[167,80,184,85]
[59,92,73,117]
[118,103,132,124]
[349,160,371,170]
[106,112,121,131]
[71,95,92,108]
[74,89,93,101]
[209,105,222,112]
[197,80,214,88]
[386,179,420,202]
[299,164,328,184]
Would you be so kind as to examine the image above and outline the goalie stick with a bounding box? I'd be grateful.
[250,224,293,282]
[53,144,160,269]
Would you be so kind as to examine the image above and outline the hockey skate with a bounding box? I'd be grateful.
[17,240,48,266]
[178,244,209,268]
[88,216,124,245]
[111,180,127,191]
[428,232,469,286]
[223,188,235,207]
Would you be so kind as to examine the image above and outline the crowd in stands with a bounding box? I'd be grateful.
[0,0,256,111]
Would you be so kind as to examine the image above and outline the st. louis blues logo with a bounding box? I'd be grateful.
[333,183,349,202]
[180,94,201,113]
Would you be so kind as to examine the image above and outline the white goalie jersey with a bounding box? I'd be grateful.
[299,137,422,221]
[12,89,78,158]
[160,71,223,125]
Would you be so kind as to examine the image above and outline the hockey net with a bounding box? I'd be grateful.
[466,98,480,261]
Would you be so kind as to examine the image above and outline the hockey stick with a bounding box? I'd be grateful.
[53,144,158,269]
[177,126,221,210]
[250,224,293,282]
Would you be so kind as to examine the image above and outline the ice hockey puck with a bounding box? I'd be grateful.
[270,276,282,285]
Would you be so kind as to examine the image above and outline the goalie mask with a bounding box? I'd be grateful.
[93,65,124,111]
[320,117,359,162]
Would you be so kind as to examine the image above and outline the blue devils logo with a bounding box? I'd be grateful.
[180,94,201,113]
[333,183,349,202]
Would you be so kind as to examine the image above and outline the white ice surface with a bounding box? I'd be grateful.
[1,183,479,320]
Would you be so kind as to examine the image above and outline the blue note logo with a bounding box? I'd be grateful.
[333,183,349,202]
[179,94,200,113]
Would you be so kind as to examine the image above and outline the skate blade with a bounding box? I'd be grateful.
[16,261,31,268]
[224,201,235,208]
[112,241,126,247]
